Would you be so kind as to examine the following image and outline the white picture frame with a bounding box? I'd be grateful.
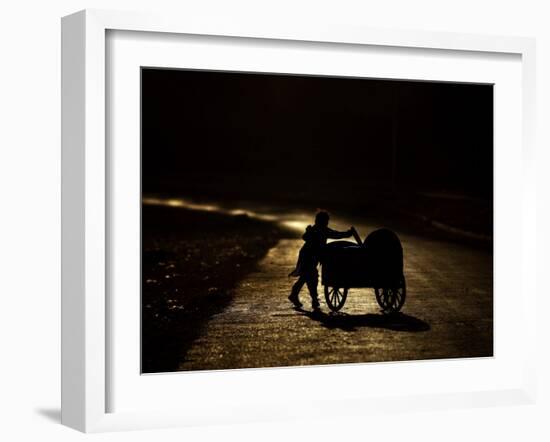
[61,9,537,433]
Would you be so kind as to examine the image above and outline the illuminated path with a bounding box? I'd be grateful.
[144,197,493,370]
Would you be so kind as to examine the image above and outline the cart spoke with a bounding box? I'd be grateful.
[396,289,403,304]
[375,278,406,314]
[393,291,400,308]
[383,289,390,306]
[324,286,348,312]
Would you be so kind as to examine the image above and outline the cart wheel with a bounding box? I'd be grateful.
[324,286,348,312]
[374,276,406,314]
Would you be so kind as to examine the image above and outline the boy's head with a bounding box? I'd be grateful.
[314,211,330,227]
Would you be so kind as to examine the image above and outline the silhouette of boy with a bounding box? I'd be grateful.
[288,211,352,309]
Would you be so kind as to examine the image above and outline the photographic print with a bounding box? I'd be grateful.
[141,68,493,373]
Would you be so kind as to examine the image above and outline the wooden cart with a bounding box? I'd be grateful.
[320,228,406,313]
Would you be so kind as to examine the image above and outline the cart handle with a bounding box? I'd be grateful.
[351,226,363,246]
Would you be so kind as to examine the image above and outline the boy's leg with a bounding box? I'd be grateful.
[288,276,305,307]
[291,276,306,296]
[305,270,320,308]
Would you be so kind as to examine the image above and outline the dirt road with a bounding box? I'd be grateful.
[178,216,493,371]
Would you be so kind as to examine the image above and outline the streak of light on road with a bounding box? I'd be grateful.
[143,196,311,232]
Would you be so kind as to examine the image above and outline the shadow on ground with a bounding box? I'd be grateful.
[297,308,430,332]
[142,204,298,373]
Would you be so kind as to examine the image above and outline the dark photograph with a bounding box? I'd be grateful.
[141,68,493,373]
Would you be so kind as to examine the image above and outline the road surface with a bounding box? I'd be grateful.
[177,212,493,371]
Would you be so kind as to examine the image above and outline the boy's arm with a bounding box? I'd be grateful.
[302,225,313,241]
[326,227,353,239]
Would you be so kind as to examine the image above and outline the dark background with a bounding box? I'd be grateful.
[141,68,494,373]
[142,68,493,208]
